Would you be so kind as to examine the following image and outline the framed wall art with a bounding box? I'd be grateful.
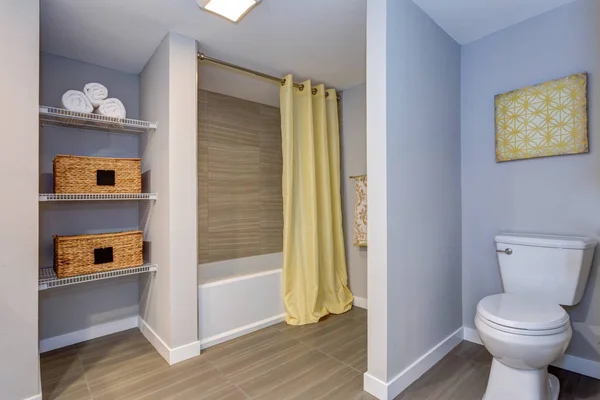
[495,73,588,162]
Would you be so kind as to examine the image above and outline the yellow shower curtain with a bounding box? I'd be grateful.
[280,75,353,325]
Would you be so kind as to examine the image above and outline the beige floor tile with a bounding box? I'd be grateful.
[395,353,487,400]
[41,370,89,400]
[200,326,285,363]
[237,350,333,398]
[84,351,169,393]
[134,367,240,400]
[274,310,353,338]
[574,374,600,399]
[224,341,313,385]
[288,369,374,400]
[77,329,154,365]
[40,346,84,385]
[92,356,214,400]
[43,390,92,400]
[40,310,599,400]
[296,316,366,350]
[324,331,368,372]
[345,306,368,320]
[249,352,354,400]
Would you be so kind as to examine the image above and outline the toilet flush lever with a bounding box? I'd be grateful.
[497,248,513,255]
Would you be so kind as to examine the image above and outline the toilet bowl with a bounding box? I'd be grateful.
[475,293,572,400]
[477,233,596,399]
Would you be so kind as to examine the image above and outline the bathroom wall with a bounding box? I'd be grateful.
[385,0,462,378]
[366,0,462,391]
[139,32,199,356]
[39,53,141,340]
[197,89,283,266]
[462,0,600,362]
[0,0,40,398]
[340,83,368,301]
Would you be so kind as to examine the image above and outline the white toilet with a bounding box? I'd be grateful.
[475,232,596,400]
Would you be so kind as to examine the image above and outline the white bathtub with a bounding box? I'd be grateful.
[198,253,285,349]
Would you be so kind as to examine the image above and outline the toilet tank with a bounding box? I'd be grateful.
[495,233,597,306]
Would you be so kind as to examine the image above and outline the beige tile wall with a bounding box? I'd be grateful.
[198,90,283,264]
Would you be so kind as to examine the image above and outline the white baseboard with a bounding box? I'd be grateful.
[353,296,368,309]
[200,313,286,350]
[363,372,389,400]
[553,353,600,380]
[39,316,138,353]
[364,327,463,400]
[138,317,200,365]
[170,339,202,365]
[462,326,600,380]
[23,393,42,400]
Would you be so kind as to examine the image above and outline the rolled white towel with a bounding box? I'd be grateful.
[61,90,93,113]
[83,83,108,107]
[95,98,126,119]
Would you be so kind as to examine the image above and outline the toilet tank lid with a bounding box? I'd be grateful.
[495,233,597,249]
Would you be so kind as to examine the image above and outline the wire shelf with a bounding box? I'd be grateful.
[39,263,157,290]
[40,106,158,134]
[39,193,158,202]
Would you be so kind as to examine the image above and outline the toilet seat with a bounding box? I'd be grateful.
[477,294,569,335]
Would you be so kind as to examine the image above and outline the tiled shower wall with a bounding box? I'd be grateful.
[198,90,283,264]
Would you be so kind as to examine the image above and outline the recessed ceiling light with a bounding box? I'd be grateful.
[197,0,262,23]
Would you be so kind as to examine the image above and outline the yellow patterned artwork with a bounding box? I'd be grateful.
[495,73,588,162]
[353,175,367,247]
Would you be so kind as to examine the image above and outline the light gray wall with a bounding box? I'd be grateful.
[341,83,368,300]
[39,53,141,339]
[462,0,600,362]
[140,32,199,352]
[366,0,389,382]
[140,33,173,346]
[0,1,41,398]
[385,0,462,377]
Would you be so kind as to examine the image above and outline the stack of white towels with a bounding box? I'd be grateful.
[62,83,127,119]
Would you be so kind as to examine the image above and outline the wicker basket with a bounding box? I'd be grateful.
[54,231,143,278]
[54,155,142,194]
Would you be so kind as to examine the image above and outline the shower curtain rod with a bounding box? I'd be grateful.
[197,52,341,101]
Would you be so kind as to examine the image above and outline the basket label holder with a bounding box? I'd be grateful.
[97,170,116,186]
[94,247,114,264]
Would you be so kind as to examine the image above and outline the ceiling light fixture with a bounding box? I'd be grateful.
[196,0,262,23]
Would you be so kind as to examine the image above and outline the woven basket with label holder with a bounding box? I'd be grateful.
[53,231,143,278]
[53,155,141,194]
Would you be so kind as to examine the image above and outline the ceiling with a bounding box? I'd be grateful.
[41,0,367,95]
[413,0,577,44]
[41,0,575,106]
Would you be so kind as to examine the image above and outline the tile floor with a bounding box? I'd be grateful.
[41,307,371,400]
[396,340,600,400]
[40,307,600,400]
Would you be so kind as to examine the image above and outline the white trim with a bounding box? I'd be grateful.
[462,326,600,380]
[363,372,388,400]
[138,316,170,362]
[199,268,281,288]
[200,313,286,350]
[353,296,368,309]
[364,327,463,400]
[462,326,483,345]
[23,393,42,400]
[170,339,202,365]
[553,353,600,380]
[39,316,138,353]
[138,317,200,365]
